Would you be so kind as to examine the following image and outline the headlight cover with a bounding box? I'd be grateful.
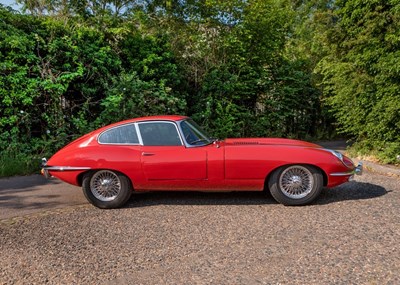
[323,149,344,163]
[331,150,343,162]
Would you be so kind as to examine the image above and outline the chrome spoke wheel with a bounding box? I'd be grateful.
[90,170,121,202]
[279,165,314,199]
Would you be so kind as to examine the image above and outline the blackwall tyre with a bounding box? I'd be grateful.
[268,165,323,206]
[82,170,132,209]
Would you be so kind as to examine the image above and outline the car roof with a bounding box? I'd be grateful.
[95,115,189,133]
[132,115,188,123]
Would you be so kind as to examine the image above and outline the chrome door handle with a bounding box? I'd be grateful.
[142,152,155,156]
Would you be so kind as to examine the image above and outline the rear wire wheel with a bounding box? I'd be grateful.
[82,170,132,209]
[268,165,323,205]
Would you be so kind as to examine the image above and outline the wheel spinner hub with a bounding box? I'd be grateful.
[100,179,112,191]
[289,175,302,187]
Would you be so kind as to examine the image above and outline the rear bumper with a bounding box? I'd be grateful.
[41,158,91,179]
[41,168,51,179]
[41,158,51,178]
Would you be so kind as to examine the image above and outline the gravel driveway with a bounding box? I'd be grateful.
[1,170,399,284]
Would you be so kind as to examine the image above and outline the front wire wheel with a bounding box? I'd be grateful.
[268,165,323,206]
[82,170,132,209]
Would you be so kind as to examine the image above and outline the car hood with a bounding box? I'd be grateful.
[224,138,321,148]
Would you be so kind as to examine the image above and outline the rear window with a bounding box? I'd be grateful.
[98,124,139,144]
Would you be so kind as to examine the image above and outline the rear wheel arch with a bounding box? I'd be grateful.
[81,169,134,209]
[77,171,89,186]
[78,169,134,188]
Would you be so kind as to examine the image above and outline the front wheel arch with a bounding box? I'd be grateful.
[264,164,327,191]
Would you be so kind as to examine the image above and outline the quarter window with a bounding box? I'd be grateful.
[180,119,212,146]
[139,122,182,146]
[98,124,139,144]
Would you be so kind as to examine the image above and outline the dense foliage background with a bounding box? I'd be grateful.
[1,0,399,175]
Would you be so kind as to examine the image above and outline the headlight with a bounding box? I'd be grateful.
[323,148,355,168]
[324,149,344,162]
[331,150,343,161]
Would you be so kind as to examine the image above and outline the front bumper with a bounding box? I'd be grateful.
[354,162,363,175]
[330,162,363,177]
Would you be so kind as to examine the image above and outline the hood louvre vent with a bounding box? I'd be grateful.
[232,141,259,145]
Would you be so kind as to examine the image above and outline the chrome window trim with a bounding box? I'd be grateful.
[99,142,141,145]
[135,123,144,145]
[97,123,141,145]
[137,121,184,146]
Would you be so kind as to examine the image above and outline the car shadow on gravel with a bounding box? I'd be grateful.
[126,191,276,207]
[0,176,64,209]
[0,176,81,219]
[317,181,388,205]
[0,175,61,191]
[126,181,388,207]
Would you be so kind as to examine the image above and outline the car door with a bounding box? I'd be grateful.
[138,121,207,181]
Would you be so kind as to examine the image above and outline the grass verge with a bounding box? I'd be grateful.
[0,152,40,178]
[347,141,400,165]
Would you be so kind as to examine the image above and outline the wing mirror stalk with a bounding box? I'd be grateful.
[213,139,220,148]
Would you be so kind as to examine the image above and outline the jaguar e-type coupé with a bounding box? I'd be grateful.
[42,115,362,208]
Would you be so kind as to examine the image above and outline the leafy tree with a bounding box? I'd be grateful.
[0,7,42,152]
[17,0,138,17]
[317,0,400,162]
[97,72,186,125]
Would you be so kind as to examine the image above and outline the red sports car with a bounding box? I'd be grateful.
[42,115,362,208]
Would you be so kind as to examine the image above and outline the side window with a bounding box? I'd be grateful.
[139,122,182,146]
[98,124,139,144]
[181,121,199,144]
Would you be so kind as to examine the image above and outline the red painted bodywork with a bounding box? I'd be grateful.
[45,115,356,192]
